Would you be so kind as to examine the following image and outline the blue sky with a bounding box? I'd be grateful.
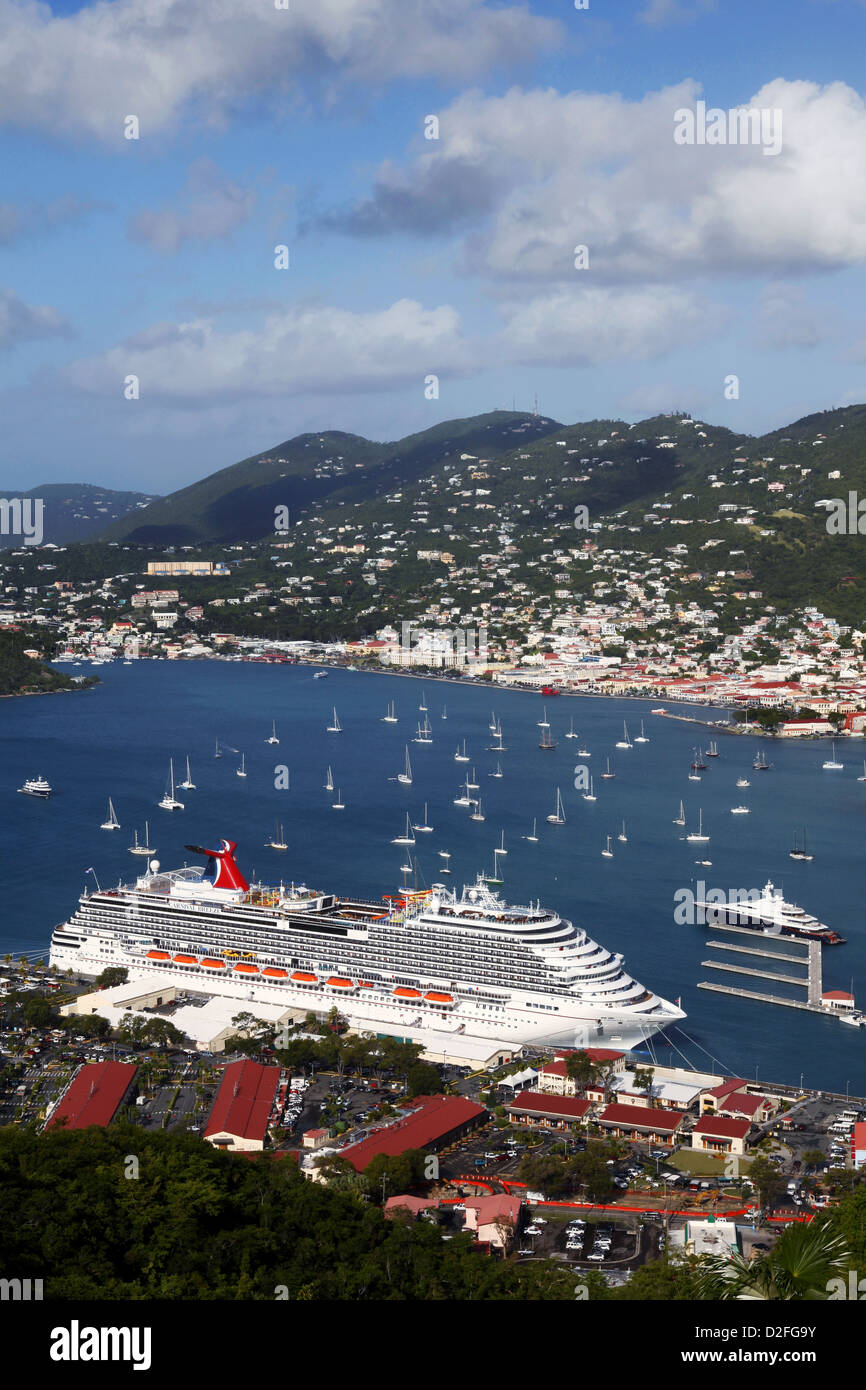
[3,0,866,492]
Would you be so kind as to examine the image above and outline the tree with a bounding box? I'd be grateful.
[746,1156,786,1212]
[564,1050,603,1094]
[96,966,129,988]
[406,1062,442,1098]
[693,1220,850,1300]
[631,1067,655,1108]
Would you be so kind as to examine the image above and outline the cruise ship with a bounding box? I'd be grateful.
[48,838,686,1049]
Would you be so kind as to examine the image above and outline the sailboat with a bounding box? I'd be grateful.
[397,747,413,785]
[538,726,557,751]
[128,821,154,856]
[524,818,539,843]
[488,725,507,752]
[538,707,549,728]
[858,762,866,783]
[466,767,480,791]
[600,757,615,780]
[441,705,447,720]
[382,701,398,723]
[686,809,710,843]
[546,787,566,825]
[438,850,451,874]
[673,800,686,827]
[634,721,649,744]
[455,740,469,763]
[690,748,707,770]
[392,814,416,846]
[789,827,814,861]
[326,707,342,733]
[470,797,485,822]
[419,689,427,711]
[413,803,434,833]
[753,749,772,771]
[484,848,505,885]
[266,823,288,850]
[617,821,628,843]
[565,717,578,740]
[615,722,632,749]
[688,764,702,782]
[601,835,614,858]
[453,781,472,807]
[266,721,280,745]
[179,756,195,790]
[497,830,507,856]
[489,711,498,732]
[736,776,751,788]
[324,765,334,792]
[159,759,184,810]
[706,740,719,758]
[577,746,591,758]
[582,776,596,802]
[822,740,844,770]
[332,788,345,810]
[100,797,120,831]
[236,753,247,779]
[488,761,503,778]
[413,716,433,744]
[214,738,223,759]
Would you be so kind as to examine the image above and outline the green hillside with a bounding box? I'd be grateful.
[0,484,158,548]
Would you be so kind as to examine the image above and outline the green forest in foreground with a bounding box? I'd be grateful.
[0,630,90,698]
[2,1125,865,1301]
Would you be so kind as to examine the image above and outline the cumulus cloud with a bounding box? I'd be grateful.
[0,0,561,141]
[314,78,866,283]
[61,298,473,400]
[0,289,71,349]
[499,286,717,365]
[128,159,256,251]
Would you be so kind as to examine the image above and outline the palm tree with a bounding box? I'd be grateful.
[694,1220,850,1300]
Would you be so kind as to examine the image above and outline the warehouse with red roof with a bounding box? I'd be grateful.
[204,1059,280,1152]
[691,1114,753,1157]
[340,1094,486,1171]
[506,1091,592,1129]
[47,1060,138,1131]
[595,1102,685,1144]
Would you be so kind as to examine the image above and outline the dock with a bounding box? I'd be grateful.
[698,923,825,1013]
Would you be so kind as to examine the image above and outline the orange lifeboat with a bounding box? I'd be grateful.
[146,950,170,961]
[233,963,259,974]
[200,958,226,969]
[291,971,317,983]
[262,967,288,979]
[173,953,197,964]
[393,987,422,999]
[424,991,454,1003]
[326,976,353,988]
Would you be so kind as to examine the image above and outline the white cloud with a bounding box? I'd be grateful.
[0,0,560,141]
[499,286,716,365]
[0,289,71,349]
[754,285,833,350]
[128,160,256,251]
[637,0,716,25]
[320,78,866,283]
[62,298,472,400]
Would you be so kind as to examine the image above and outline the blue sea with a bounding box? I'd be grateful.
[3,661,865,1093]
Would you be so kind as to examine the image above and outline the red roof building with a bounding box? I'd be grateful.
[691,1114,752,1157]
[47,1061,138,1131]
[204,1060,280,1152]
[596,1103,684,1144]
[507,1091,592,1128]
[340,1095,486,1172]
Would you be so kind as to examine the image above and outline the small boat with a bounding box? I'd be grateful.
[326,707,342,734]
[466,767,479,791]
[158,759,184,810]
[313,670,328,679]
[690,748,707,770]
[470,798,485,822]
[565,718,578,740]
[686,809,709,843]
[600,757,615,780]
[489,711,498,732]
[413,803,434,833]
[688,769,701,782]
[524,818,539,843]
[838,1012,866,1028]
[539,726,557,751]
[546,787,566,825]
[179,755,195,790]
[601,836,614,858]
[822,741,844,770]
[18,775,52,798]
[397,747,413,785]
[324,765,334,792]
[236,754,247,779]
[615,722,632,750]
[858,762,866,783]
[731,806,750,814]
[617,820,627,843]
[392,813,416,846]
[266,721,280,745]
[538,707,550,728]
[582,776,596,802]
[489,761,503,778]
[789,827,814,862]
[214,739,223,759]
[382,702,398,724]
[577,747,591,758]
[706,741,719,758]
[438,850,451,874]
[128,821,154,856]
[673,800,686,827]
[266,823,288,850]
[419,689,427,712]
[736,777,750,788]
[454,740,469,763]
[441,706,447,720]
[484,848,505,885]
[332,789,345,810]
[753,750,772,771]
[453,782,472,807]
[413,716,433,744]
[634,721,649,744]
[497,830,507,857]
[100,797,121,831]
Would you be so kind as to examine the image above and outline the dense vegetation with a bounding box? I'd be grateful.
[0,629,93,697]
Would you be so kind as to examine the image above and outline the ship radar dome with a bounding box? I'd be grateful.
[149,859,160,874]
